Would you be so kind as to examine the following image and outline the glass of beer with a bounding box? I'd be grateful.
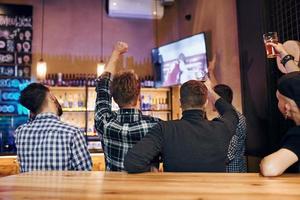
[263,32,279,58]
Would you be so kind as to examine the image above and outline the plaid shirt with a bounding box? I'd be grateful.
[15,113,92,172]
[95,72,160,171]
[220,111,247,172]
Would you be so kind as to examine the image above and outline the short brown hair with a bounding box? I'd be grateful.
[180,80,208,109]
[111,71,141,107]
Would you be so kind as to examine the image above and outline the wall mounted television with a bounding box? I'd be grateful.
[152,32,208,87]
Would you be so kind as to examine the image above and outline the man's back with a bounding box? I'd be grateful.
[97,109,160,171]
[124,98,239,173]
[94,72,160,171]
[157,110,230,172]
[15,113,92,172]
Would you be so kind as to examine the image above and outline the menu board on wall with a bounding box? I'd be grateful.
[0,4,32,79]
[0,4,32,116]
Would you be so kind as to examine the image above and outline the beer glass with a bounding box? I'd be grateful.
[263,32,279,58]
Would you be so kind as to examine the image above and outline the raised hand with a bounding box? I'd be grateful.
[209,54,217,72]
[105,41,129,75]
[114,41,128,55]
[266,42,288,58]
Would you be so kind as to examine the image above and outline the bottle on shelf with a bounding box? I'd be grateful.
[63,92,69,108]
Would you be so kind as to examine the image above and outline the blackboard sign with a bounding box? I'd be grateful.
[0,4,32,78]
[0,4,32,117]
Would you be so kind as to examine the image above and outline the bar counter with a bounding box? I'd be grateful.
[1,171,300,199]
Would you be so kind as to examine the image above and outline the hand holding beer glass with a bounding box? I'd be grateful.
[263,32,279,58]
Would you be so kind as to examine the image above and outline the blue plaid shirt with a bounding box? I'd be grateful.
[15,112,92,172]
[94,72,160,171]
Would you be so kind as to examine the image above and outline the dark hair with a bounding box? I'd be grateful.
[19,83,49,114]
[213,84,233,104]
[180,80,208,109]
[111,71,141,107]
[278,71,300,108]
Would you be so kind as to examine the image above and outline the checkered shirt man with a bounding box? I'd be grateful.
[94,72,160,171]
[15,112,92,172]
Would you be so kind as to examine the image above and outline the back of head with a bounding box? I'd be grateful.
[213,84,233,104]
[111,71,141,107]
[277,71,300,108]
[180,80,208,110]
[19,83,49,114]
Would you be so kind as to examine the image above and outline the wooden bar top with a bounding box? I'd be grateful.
[1,171,300,199]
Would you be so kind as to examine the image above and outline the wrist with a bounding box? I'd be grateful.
[279,51,289,59]
[281,54,295,67]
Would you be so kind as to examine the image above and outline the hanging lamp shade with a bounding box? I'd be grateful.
[36,59,47,80]
[97,62,105,77]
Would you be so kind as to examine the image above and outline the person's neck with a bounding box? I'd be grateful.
[182,107,205,112]
[120,105,139,110]
[39,107,57,116]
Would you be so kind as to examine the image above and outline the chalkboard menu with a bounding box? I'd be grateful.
[0,4,32,78]
[0,4,32,154]
[0,4,32,116]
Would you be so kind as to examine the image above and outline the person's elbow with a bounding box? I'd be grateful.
[260,158,283,177]
[124,153,149,174]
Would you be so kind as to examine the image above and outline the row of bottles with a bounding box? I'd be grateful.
[56,93,86,110]
[141,95,169,111]
[55,91,169,111]
[43,73,97,87]
[43,73,157,88]
[140,76,155,88]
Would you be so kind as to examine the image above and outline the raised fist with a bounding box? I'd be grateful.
[114,41,128,54]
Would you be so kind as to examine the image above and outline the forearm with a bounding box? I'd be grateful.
[279,50,299,73]
[105,51,122,75]
[208,69,217,87]
[94,73,113,131]
[124,125,163,173]
[260,148,298,177]
[215,98,239,137]
[208,88,221,106]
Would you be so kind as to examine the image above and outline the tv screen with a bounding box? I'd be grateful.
[152,33,208,87]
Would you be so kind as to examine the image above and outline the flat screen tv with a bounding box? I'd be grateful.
[152,32,208,87]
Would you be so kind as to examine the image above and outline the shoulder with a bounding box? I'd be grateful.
[281,126,300,158]
[283,126,300,139]
[14,122,30,133]
[156,119,182,128]
[141,115,162,122]
[57,120,84,134]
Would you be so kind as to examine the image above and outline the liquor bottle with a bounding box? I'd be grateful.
[141,95,145,110]
[145,76,150,87]
[68,94,74,108]
[150,76,155,87]
[73,94,79,109]
[50,74,55,86]
[74,74,79,86]
[78,94,85,108]
[140,77,145,87]
[57,73,62,86]
[63,92,69,108]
